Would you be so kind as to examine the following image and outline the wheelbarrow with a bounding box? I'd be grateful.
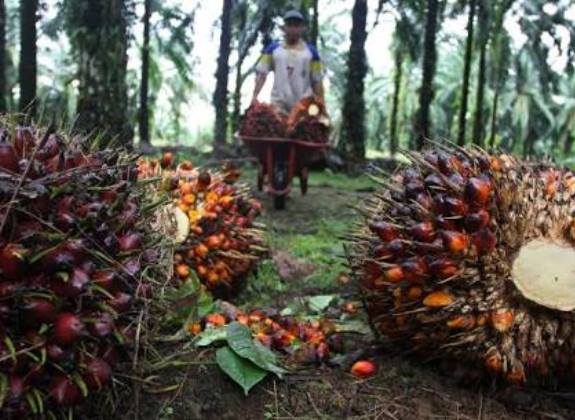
[236,134,330,210]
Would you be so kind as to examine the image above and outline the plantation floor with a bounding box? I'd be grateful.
[137,168,575,420]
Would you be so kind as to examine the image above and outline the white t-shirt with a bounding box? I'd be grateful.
[256,41,324,114]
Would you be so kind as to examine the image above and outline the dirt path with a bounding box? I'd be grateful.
[138,171,575,420]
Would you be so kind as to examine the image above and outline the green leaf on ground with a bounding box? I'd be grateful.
[216,346,268,396]
[308,295,336,313]
[193,327,228,347]
[226,322,287,377]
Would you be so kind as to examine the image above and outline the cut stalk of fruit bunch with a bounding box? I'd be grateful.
[138,156,267,297]
[0,119,162,416]
[348,144,575,385]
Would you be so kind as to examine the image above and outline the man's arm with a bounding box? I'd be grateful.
[251,73,267,105]
[312,80,325,102]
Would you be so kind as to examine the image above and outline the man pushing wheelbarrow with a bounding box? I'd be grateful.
[238,10,330,210]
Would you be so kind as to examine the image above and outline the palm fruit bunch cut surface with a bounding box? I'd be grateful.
[239,101,286,138]
[0,120,161,416]
[348,144,575,385]
[137,156,266,298]
[286,96,330,144]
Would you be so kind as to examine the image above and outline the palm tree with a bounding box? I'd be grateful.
[471,0,491,146]
[456,0,477,146]
[389,7,421,156]
[19,0,37,115]
[415,0,440,149]
[213,0,233,149]
[64,0,132,145]
[340,0,368,162]
[139,0,153,148]
[0,0,6,113]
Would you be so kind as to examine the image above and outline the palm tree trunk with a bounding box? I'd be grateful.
[231,56,244,135]
[339,0,368,162]
[310,0,319,47]
[67,0,132,146]
[0,0,6,113]
[415,0,439,150]
[19,0,37,115]
[389,51,403,157]
[456,0,477,146]
[138,0,152,147]
[213,0,233,148]
[472,34,487,146]
[488,88,499,148]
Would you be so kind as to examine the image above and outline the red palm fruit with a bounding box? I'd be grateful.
[9,375,27,401]
[416,193,433,210]
[53,313,85,346]
[256,332,273,347]
[118,233,142,253]
[424,174,444,188]
[441,230,468,253]
[472,228,497,255]
[435,216,458,230]
[401,257,429,282]
[52,268,90,298]
[83,358,112,390]
[23,298,57,324]
[13,126,36,158]
[0,243,27,280]
[99,188,119,203]
[76,202,104,218]
[373,244,391,259]
[47,344,66,361]
[465,177,491,206]
[351,360,377,378]
[49,375,81,406]
[88,312,115,338]
[409,221,435,242]
[405,181,425,199]
[414,237,445,254]
[448,173,466,189]
[92,270,117,291]
[384,265,404,283]
[464,209,490,232]
[197,171,212,191]
[0,138,19,172]
[160,152,174,169]
[316,342,330,361]
[437,152,460,175]
[429,257,459,279]
[387,239,406,257]
[368,222,399,241]
[109,292,132,313]
[444,196,468,216]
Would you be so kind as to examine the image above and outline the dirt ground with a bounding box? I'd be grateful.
[132,170,575,420]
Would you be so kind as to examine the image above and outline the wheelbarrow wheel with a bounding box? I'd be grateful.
[273,161,288,210]
[257,165,264,191]
[300,167,308,195]
[273,194,286,210]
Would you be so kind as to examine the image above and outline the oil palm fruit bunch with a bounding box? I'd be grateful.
[137,157,266,297]
[239,101,286,138]
[190,306,335,365]
[286,96,330,144]
[348,144,575,385]
[0,120,160,416]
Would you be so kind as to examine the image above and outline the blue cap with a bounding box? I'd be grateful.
[283,10,305,23]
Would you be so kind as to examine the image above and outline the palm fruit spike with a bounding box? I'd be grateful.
[348,144,575,384]
[0,119,161,416]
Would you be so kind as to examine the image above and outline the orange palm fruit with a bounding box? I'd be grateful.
[175,264,190,279]
[182,193,196,206]
[423,291,454,308]
[351,360,377,378]
[205,313,226,327]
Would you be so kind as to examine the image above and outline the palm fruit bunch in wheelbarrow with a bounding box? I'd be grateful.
[0,120,162,417]
[239,101,286,138]
[347,143,575,385]
[137,157,266,298]
[286,96,330,144]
